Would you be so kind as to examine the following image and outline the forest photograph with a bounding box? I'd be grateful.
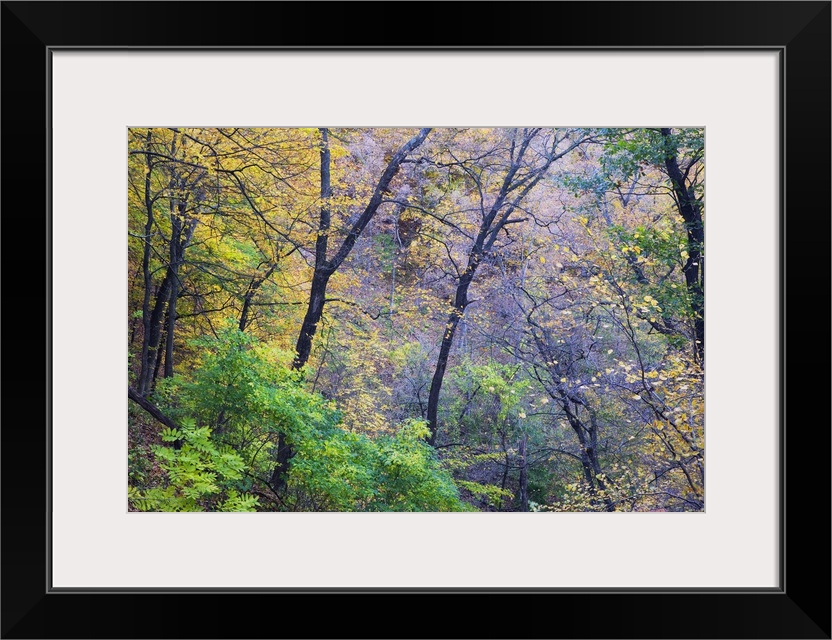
[127,126,704,513]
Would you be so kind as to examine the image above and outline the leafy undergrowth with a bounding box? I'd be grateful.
[127,404,166,512]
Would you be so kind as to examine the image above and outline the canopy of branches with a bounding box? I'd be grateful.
[128,127,704,513]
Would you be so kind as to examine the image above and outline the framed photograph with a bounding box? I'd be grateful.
[3,1,829,638]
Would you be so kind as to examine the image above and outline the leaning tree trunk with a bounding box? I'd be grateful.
[269,127,431,494]
[426,265,478,445]
[424,129,589,445]
[238,265,276,333]
[291,126,333,371]
[291,128,431,372]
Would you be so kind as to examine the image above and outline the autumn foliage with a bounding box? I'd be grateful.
[128,127,704,512]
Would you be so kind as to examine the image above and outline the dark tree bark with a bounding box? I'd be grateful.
[136,131,201,394]
[425,269,475,444]
[269,127,431,493]
[426,129,590,445]
[660,128,704,364]
[238,264,276,332]
[140,272,172,394]
[128,387,180,431]
[518,434,529,512]
[560,394,614,511]
[142,216,197,387]
[514,297,615,511]
[163,201,197,379]
[163,209,184,381]
[291,127,431,371]
[137,130,156,395]
[290,127,333,369]
[128,386,183,449]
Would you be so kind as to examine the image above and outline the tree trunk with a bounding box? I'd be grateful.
[270,432,293,492]
[238,294,253,333]
[128,386,183,449]
[163,211,183,380]
[137,130,155,394]
[562,399,614,511]
[128,386,180,431]
[660,128,704,364]
[424,137,533,442]
[292,271,331,371]
[426,267,476,444]
[153,320,166,386]
[137,132,200,394]
[272,128,430,494]
[518,434,529,512]
[292,128,431,370]
[163,210,196,380]
[140,273,172,394]
[239,265,276,333]
[292,127,332,370]
[424,129,588,446]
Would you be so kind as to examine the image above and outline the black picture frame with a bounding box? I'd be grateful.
[2,2,829,638]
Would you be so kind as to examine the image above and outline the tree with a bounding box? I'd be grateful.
[269,127,431,491]
[130,128,206,395]
[660,128,704,363]
[418,128,592,445]
[292,128,431,370]
[597,127,704,363]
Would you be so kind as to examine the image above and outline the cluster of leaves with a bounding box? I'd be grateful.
[292,418,469,511]
[136,325,468,512]
[128,420,259,512]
